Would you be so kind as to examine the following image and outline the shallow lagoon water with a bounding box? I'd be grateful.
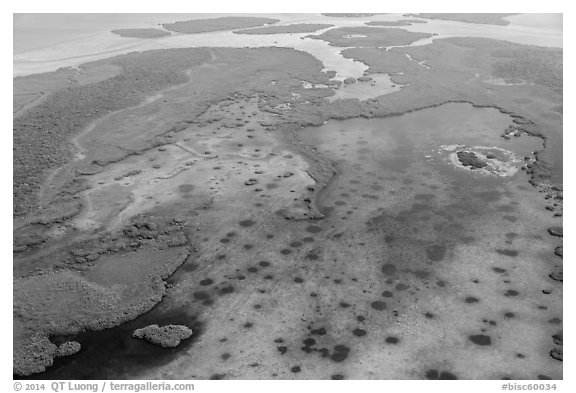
[329,73,401,101]
[26,103,558,380]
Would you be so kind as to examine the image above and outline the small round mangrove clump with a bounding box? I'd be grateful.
[132,324,193,347]
[457,151,488,168]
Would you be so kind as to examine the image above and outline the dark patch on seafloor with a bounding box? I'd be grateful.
[26,305,202,380]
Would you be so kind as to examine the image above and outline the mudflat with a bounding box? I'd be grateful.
[235,23,334,34]
[407,13,517,25]
[111,28,171,38]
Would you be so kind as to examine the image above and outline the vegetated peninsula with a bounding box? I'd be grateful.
[309,26,432,47]
[162,16,279,34]
[235,23,334,35]
[111,28,171,38]
[406,13,517,26]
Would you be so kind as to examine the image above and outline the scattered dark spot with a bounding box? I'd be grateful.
[305,225,322,234]
[382,291,393,298]
[549,271,563,282]
[302,237,314,243]
[550,348,563,361]
[303,338,316,346]
[385,336,399,344]
[199,278,214,286]
[353,328,367,337]
[425,369,458,380]
[552,333,563,346]
[280,249,292,255]
[339,302,351,308]
[493,267,507,274]
[305,250,320,260]
[548,226,563,237]
[424,312,434,319]
[290,241,302,248]
[555,246,563,257]
[239,219,256,227]
[330,345,350,362]
[396,283,409,291]
[505,290,519,297]
[220,353,231,361]
[210,374,226,380]
[469,334,491,346]
[218,286,235,296]
[259,261,270,267]
[243,322,253,329]
[193,291,210,300]
[438,371,458,380]
[465,297,479,304]
[291,366,301,373]
[294,277,304,283]
[277,346,287,355]
[381,264,397,275]
[331,374,345,380]
[311,327,327,336]
[497,249,519,257]
[178,184,194,193]
[504,312,515,318]
[426,244,447,261]
[371,301,387,311]
[247,267,258,273]
[414,270,430,279]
